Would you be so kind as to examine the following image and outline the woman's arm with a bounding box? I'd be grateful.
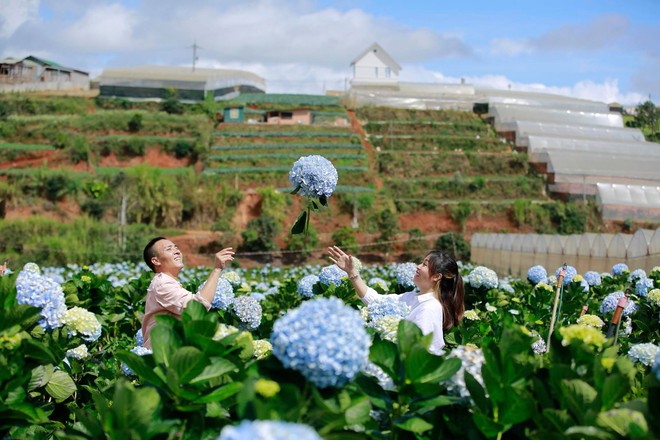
[327,246,369,298]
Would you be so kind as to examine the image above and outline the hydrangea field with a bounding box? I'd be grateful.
[1,258,659,439]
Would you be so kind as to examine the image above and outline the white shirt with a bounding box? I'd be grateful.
[362,287,445,354]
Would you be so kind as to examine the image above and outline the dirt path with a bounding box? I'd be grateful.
[348,109,383,190]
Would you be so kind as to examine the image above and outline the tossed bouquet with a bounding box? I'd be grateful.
[288,155,338,234]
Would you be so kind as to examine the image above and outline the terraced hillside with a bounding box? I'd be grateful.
[357,107,549,215]
[205,123,373,192]
[0,94,615,266]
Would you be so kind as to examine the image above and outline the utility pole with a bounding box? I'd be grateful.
[191,41,201,72]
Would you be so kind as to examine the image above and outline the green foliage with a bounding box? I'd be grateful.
[127,113,144,133]
[450,201,473,232]
[331,226,359,255]
[159,88,184,115]
[435,232,471,262]
[240,216,280,254]
[285,225,319,263]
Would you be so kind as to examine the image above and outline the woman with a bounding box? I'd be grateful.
[327,246,464,354]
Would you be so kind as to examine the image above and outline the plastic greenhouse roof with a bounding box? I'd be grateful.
[485,94,609,113]
[526,136,660,161]
[546,150,660,182]
[502,120,645,146]
[99,65,265,87]
[488,104,623,129]
[596,183,660,208]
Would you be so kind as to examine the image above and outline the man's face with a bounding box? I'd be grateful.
[152,240,184,272]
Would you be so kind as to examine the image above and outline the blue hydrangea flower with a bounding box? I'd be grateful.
[634,278,653,297]
[135,329,144,347]
[499,281,515,293]
[579,279,590,293]
[232,296,262,331]
[271,297,370,388]
[319,265,347,286]
[217,420,322,440]
[612,263,629,276]
[16,263,67,329]
[368,277,389,291]
[395,262,417,289]
[120,346,152,376]
[555,265,577,286]
[629,269,647,283]
[288,155,338,198]
[297,274,319,298]
[198,278,235,310]
[627,343,660,367]
[600,291,637,316]
[468,266,498,290]
[364,296,410,326]
[526,265,547,285]
[583,271,602,286]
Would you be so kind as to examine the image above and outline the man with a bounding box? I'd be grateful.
[141,237,234,349]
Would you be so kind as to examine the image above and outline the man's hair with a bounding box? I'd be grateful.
[144,237,167,272]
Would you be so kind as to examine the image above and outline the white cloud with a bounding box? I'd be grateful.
[489,38,531,56]
[58,3,137,52]
[0,0,39,39]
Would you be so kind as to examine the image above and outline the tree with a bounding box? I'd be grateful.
[240,216,280,256]
[631,100,659,140]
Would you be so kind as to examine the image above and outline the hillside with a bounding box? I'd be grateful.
[0,93,650,267]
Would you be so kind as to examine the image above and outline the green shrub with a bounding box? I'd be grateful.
[435,232,471,262]
[127,113,143,133]
[240,216,280,255]
[331,226,359,254]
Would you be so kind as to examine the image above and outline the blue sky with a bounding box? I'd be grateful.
[1,0,658,104]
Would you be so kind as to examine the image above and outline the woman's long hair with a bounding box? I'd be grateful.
[427,250,465,331]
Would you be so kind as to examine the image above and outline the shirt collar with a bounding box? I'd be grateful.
[417,291,436,302]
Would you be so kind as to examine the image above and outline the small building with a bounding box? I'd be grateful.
[0,55,89,93]
[265,109,312,125]
[350,43,401,86]
[98,65,266,102]
[222,106,266,123]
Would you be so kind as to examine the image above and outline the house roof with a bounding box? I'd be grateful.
[350,42,402,73]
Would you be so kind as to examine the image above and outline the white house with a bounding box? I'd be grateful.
[350,43,401,86]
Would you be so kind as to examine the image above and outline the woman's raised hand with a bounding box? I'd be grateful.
[327,246,354,273]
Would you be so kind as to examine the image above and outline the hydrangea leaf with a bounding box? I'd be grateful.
[29,364,55,391]
[291,210,307,235]
[190,359,239,385]
[394,416,434,433]
[45,370,76,402]
[171,346,207,383]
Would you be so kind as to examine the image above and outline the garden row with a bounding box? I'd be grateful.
[205,124,372,190]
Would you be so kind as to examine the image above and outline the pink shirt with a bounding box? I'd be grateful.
[141,272,211,349]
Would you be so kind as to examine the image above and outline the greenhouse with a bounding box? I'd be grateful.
[98,65,266,102]
[526,136,660,163]
[486,103,624,131]
[597,183,660,221]
[502,120,646,148]
[471,227,660,276]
